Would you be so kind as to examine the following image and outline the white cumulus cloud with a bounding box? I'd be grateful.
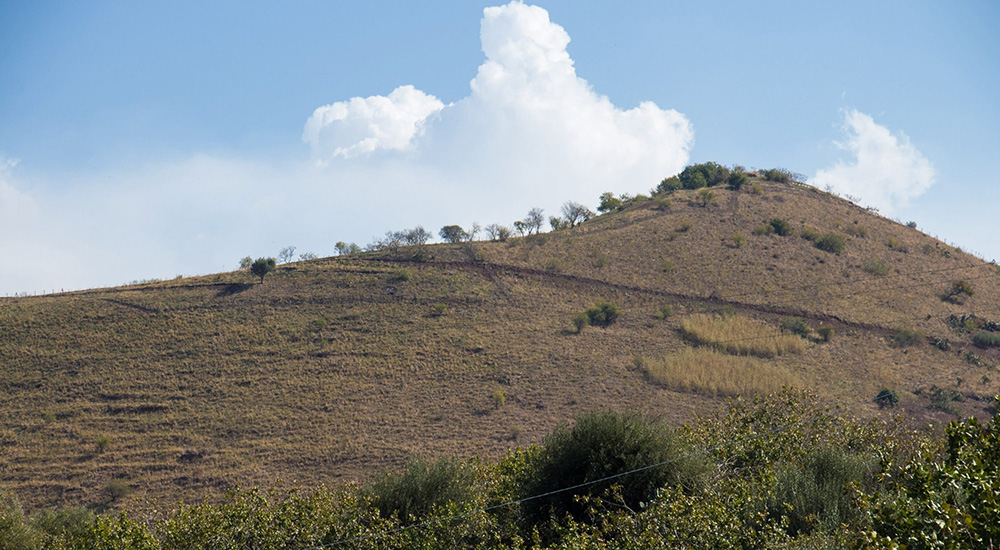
[303,85,445,159]
[303,1,693,206]
[814,109,935,213]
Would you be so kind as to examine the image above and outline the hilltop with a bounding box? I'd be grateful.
[2,170,998,511]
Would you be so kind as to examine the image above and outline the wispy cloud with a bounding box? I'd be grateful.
[814,109,935,213]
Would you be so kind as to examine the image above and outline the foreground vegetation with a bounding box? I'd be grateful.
[2,390,998,549]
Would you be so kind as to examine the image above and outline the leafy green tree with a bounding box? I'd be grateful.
[250,257,276,284]
[657,175,682,194]
[439,225,469,243]
[597,192,624,213]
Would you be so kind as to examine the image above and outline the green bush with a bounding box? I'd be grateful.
[597,192,624,213]
[697,188,717,207]
[572,312,589,333]
[732,232,746,248]
[769,218,793,236]
[814,233,846,254]
[368,457,476,524]
[892,327,924,347]
[816,325,834,342]
[654,304,674,320]
[799,227,821,242]
[874,388,899,408]
[753,224,774,236]
[657,176,682,194]
[767,448,875,536]
[679,162,729,189]
[862,258,889,276]
[944,280,974,303]
[250,257,277,284]
[781,317,810,338]
[973,332,1000,348]
[391,268,413,282]
[728,171,749,190]
[585,302,620,328]
[521,411,705,530]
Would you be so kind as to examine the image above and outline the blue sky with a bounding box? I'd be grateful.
[1,1,998,294]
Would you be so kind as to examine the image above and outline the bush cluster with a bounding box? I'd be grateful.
[814,233,846,254]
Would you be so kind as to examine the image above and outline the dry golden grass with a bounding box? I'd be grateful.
[637,347,798,397]
[679,313,805,358]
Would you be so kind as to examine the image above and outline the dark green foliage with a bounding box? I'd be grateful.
[728,171,749,190]
[926,385,962,415]
[874,388,899,408]
[759,167,801,184]
[656,176,682,194]
[250,257,277,284]
[439,225,469,243]
[585,302,620,328]
[368,457,476,524]
[781,317,810,338]
[679,162,729,189]
[597,192,624,213]
[816,325,834,342]
[814,233,846,254]
[521,411,705,529]
[768,448,875,536]
[892,327,924,347]
[973,331,1000,348]
[654,304,674,320]
[905,221,917,229]
[769,218,793,236]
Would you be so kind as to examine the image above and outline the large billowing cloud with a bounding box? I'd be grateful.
[303,1,693,205]
[1,2,694,294]
[813,109,935,213]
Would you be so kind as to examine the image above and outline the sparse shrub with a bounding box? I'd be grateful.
[42,412,56,423]
[874,388,899,408]
[548,216,569,231]
[816,325,835,342]
[521,411,705,529]
[591,250,609,269]
[278,246,296,264]
[886,237,908,253]
[844,225,868,238]
[431,303,448,317]
[973,332,1000,348]
[652,196,672,210]
[572,312,589,333]
[780,317,810,338]
[862,258,889,276]
[544,258,567,273]
[585,302,620,328]
[943,280,974,303]
[485,223,512,242]
[732,232,746,248]
[719,304,736,318]
[800,227,821,242]
[753,224,774,236]
[815,233,846,254]
[769,218,792,236]
[95,435,111,454]
[928,385,961,415]
[892,327,924,347]
[491,390,506,409]
[728,171,749,190]
[759,168,791,184]
[298,252,317,261]
[561,201,594,227]
[676,220,692,232]
[391,268,413,282]
[660,259,677,272]
[750,182,762,194]
[654,304,674,319]
[696,188,717,207]
[250,257,277,284]
[106,479,131,502]
[368,456,475,524]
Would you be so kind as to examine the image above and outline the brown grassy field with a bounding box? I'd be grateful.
[1,175,998,512]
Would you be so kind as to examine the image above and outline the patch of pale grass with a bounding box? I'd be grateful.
[679,313,804,358]
[637,347,798,398]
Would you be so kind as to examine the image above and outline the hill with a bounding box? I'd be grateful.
[2,173,998,511]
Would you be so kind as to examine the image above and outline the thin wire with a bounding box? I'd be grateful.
[305,350,987,549]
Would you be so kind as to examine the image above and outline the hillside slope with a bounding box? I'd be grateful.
[2,176,998,511]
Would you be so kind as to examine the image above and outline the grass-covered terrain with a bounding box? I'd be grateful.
[2,170,999,541]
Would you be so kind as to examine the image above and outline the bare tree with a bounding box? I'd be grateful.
[561,201,594,227]
[468,222,482,242]
[525,208,545,234]
[513,220,529,237]
[239,256,253,270]
[299,252,318,261]
[485,223,511,242]
[278,246,296,264]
